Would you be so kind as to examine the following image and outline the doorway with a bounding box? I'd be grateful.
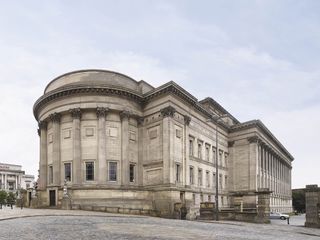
[49,190,56,207]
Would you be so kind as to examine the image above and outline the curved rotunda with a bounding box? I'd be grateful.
[34,69,293,218]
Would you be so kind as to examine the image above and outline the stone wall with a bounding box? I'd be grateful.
[305,184,320,228]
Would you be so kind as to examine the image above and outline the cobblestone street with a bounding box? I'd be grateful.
[0,208,319,240]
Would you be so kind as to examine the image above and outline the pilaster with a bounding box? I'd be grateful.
[120,110,130,186]
[49,112,61,186]
[97,107,108,184]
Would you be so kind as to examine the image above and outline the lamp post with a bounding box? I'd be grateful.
[214,114,229,221]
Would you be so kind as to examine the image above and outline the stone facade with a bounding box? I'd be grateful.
[0,163,35,192]
[33,69,293,217]
[305,184,320,228]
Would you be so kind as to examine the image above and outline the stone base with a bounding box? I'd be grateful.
[61,197,71,210]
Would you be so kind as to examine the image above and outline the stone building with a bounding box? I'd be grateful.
[33,69,293,217]
[0,163,35,192]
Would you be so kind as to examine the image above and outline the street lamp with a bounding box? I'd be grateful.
[214,114,229,221]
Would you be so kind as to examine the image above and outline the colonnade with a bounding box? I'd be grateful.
[0,173,21,191]
[38,107,135,189]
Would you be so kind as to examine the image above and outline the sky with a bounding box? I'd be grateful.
[0,0,319,189]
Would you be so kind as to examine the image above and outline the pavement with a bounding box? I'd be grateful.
[0,207,319,240]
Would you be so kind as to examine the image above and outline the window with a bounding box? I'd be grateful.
[64,163,71,182]
[85,162,94,181]
[205,145,210,161]
[189,166,194,185]
[225,153,228,167]
[129,164,135,183]
[224,175,228,189]
[208,195,212,202]
[198,143,202,159]
[198,169,202,186]
[219,151,223,166]
[219,174,223,189]
[213,173,216,187]
[206,171,210,187]
[49,165,53,184]
[192,193,196,205]
[200,193,203,203]
[109,162,117,181]
[189,139,194,156]
[176,164,181,182]
[212,148,216,165]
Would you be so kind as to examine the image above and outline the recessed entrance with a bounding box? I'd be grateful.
[49,190,56,207]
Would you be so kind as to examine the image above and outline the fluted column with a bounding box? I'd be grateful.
[120,110,130,186]
[38,121,47,190]
[184,115,191,186]
[50,113,61,186]
[97,107,108,184]
[70,108,82,185]
[161,106,176,184]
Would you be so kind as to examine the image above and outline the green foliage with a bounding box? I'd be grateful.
[6,192,16,204]
[292,190,305,213]
[0,190,7,204]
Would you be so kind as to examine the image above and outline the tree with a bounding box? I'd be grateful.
[6,192,16,206]
[0,190,7,209]
[292,190,305,213]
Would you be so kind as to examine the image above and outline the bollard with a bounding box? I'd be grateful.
[287,217,290,225]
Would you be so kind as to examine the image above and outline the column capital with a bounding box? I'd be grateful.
[96,107,109,118]
[161,106,176,118]
[184,115,191,125]
[137,117,144,126]
[247,136,261,144]
[70,108,82,119]
[49,112,61,123]
[120,110,131,120]
[38,121,47,129]
[228,141,235,147]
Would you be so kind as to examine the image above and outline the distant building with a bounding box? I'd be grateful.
[33,69,293,217]
[0,163,35,192]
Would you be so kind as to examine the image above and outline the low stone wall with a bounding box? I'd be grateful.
[305,184,320,228]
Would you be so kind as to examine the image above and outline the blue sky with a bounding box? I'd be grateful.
[0,0,319,188]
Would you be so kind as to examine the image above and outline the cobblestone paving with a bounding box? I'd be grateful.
[0,207,319,240]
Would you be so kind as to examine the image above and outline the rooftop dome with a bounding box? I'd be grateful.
[44,69,147,94]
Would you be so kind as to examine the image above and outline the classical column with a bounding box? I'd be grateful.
[38,121,47,190]
[97,107,108,184]
[70,108,82,185]
[184,115,191,186]
[120,110,130,186]
[4,174,7,190]
[137,117,144,186]
[50,112,61,186]
[161,106,176,184]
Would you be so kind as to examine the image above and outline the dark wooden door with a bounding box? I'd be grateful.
[49,190,56,207]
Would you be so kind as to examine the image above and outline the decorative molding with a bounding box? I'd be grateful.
[228,141,235,147]
[137,117,144,126]
[120,110,131,120]
[160,106,176,118]
[70,108,82,119]
[184,115,191,125]
[247,136,260,144]
[49,113,61,123]
[96,107,108,118]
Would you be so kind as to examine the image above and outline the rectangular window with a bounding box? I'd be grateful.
[129,164,135,183]
[109,162,117,181]
[49,165,53,184]
[200,193,203,203]
[85,162,94,181]
[205,145,210,161]
[219,174,223,190]
[225,153,228,167]
[198,143,202,159]
[176,164,180,182]
[208,195,212,202]
[219,152,223,166]
[206,171,210,187]
[189,166,194,185]
[192,193,196,205]
[198,169,202,186]
[225,175,228,189]
[189,139,194,156]
[64,163,71,182]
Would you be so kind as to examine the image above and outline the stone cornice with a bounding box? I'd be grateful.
[231,120,294,161]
